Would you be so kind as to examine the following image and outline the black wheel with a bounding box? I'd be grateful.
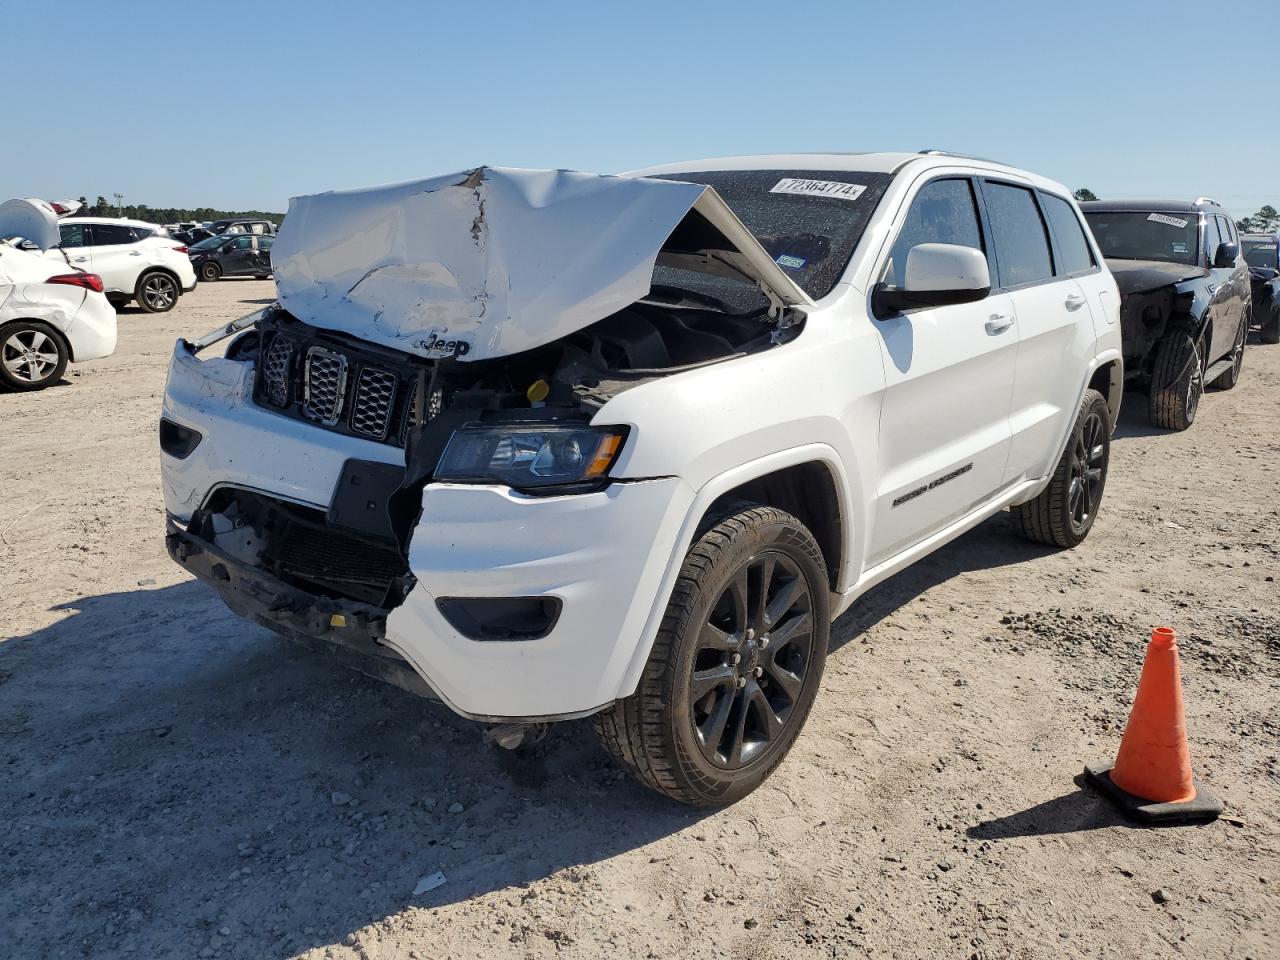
[594,504,829,806]
[135,271,179,313]
[1148,330,1204,430]
[254,274,271,281]
[1262,302,1280,345]
[0,320,69,391]
[1210,316,1246,390]
[1014,388,1110,549]
[200,261,222,282]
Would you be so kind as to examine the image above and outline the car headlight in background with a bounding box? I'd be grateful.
[435,424,626,489]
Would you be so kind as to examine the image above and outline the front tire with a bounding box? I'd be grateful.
[1148,330,1204,430]
[1014,388,1111,548]
[200,261,222,282]
[594,504,829,806]
[135,270,179,313]
[0,321,69,391]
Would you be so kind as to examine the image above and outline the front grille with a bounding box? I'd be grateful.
[302,346,348,426]
[351,367,398,439]
[261,335,295,406]
[272,523,406,602]
[253,315,437,448]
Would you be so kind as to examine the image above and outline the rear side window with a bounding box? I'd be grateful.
[1041,194,1095,275]
[92,224,138,245]
[983,182,1054,286]
[58,223,88,248]
[885,178,984,287]
[129,226,154,242]
[259,236,274,250]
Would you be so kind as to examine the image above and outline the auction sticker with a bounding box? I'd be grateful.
[1148,213,1189,229]
[771,178,867,201]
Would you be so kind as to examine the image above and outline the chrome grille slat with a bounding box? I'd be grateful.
[301,346,348,426]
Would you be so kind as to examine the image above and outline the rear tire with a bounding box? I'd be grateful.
[1147,330,1204,430]
[1014,388,1111,549]
[1210,316,1246,390]
[135,270,180,313]
[0,320,69,391]
[594,504,829,806]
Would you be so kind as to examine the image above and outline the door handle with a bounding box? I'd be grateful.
[129,250,143,256]
[985,314,1014,335]
[1064,293,1086,310]
[72,256,88,263]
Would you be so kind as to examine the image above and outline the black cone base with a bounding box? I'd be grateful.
[1085,762,1223,824]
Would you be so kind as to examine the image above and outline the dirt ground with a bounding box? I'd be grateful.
[1,279,1277,960]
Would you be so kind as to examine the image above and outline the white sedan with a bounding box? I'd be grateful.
[1,199,117,391]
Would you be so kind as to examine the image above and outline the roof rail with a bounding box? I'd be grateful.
[1194,197,1221,208]
[918,148,1005,165]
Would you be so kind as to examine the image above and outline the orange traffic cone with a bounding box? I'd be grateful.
[1084,626,1222,823]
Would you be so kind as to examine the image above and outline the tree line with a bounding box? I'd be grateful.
[76,195,284,225]
[1073,188,1279,234]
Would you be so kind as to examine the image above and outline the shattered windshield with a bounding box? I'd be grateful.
[650,169,892,308]
[1242,239,1278,269]
[1083,211,1200,265]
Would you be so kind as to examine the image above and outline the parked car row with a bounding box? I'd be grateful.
[1242,230,1280,344]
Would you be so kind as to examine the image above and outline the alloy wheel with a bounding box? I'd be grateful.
[2,329,60,384]
[687,551,815,769]
[142,274,177,310]
[1068,410,1107,533]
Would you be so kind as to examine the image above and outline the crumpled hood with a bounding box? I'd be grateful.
[272,166,810,362]
[0,198,61,251]
[1105,258,1208,297]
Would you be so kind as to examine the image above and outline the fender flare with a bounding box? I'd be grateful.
[613,442,859,700]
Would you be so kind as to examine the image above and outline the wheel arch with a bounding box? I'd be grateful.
[0,316,74,362]
[615,443,859,702]
[1086,352,1123,428]
[135,265,183,296]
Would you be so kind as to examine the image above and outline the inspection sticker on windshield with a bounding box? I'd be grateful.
[770,178,867,201]
[1148,213,1189,229]
[775,254,807,269]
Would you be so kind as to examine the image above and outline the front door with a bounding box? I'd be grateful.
[220,235,254,275]
[869,175,1018,565]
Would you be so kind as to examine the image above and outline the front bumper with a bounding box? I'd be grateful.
[161,341,698,722]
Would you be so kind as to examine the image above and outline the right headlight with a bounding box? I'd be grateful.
[434,423,626,489]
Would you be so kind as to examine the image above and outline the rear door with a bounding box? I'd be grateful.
[87,223,144,295]
[869,175,1018,564]
[984,183,1100,482]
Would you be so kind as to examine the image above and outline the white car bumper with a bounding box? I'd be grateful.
[161,342,695,721]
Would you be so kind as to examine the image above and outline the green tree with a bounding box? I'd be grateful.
[1073,188,1098,202]
[1238,204,1278,235]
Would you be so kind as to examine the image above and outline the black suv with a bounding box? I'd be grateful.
[1242,232,1280,344]
[1082,198,1251,430]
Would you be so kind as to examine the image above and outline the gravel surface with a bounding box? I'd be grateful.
[1,280,1277,959]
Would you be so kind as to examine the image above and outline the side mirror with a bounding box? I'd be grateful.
[874,243,991,315]
[1213,242,1239,268]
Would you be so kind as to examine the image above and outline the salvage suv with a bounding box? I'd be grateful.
[161,154,1122,805]
[1082,199,1251,429]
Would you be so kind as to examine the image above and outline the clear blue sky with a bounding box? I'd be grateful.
[3,0,1275,218]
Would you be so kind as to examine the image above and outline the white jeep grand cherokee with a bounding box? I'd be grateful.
[161,153,1122,805]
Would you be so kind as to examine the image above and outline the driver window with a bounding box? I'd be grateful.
[229,236,252,250]
[58,223,88,248]
[1203,216,1222,265]
[884,178,983,287]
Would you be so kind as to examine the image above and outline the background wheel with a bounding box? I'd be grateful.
[1014,388,1110,549]
[0,321,69,391]
[1210,317,1246,390]
[254,274,271,281]
[594,504,829,806]
[135,271,179,313]
[1147,330,1203,430]
[1262,302,1280,345]
[200,261,222,282]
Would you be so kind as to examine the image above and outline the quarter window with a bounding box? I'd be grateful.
[1041,194,1095,276]
[885,178,984,288]
[983,182,1054,287]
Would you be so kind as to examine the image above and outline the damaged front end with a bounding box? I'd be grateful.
[162,166,810,717]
